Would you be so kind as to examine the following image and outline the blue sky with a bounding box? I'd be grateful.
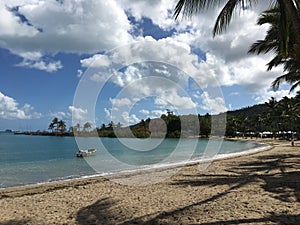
[0,0,296,131]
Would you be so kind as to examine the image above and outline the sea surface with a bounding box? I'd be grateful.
[0,133,268,188]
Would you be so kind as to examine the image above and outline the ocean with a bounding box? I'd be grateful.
[0,133,268,188]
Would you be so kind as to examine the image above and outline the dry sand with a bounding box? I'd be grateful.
[0,139,299,224]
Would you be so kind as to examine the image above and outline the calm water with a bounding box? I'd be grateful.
[0,133,267,188]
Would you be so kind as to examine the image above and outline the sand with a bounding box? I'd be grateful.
[0,139,299,225]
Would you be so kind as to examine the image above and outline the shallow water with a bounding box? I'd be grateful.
[0,134,267,188]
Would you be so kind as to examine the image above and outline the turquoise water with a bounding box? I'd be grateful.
[0,133,267,188]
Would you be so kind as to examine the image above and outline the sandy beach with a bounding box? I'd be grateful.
[0,139,299,225]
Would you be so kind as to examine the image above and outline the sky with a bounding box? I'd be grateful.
[0,0,297,131]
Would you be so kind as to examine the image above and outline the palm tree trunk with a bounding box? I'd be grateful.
[282,0,300,44]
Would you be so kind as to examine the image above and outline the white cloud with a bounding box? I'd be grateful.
[16,59,62,72]
[154,90,197,110]
[77,69,83,78]
[0,92,41,119]
[139,109,150,115]
[121,111,140,125]
[110,97,132,109]
[200,92,227,114]
[0,0,133,71]
[80,54,111,68]
[151,109,166,117]
[0,0,39,37]
[69,106,87,123]
[104,108,111,119]
[118,0,177,30]
[254,89,296,104]
[49,111,70,120]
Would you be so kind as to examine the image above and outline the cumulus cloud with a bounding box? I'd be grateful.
[69,106,87,123]
[154,89,197,110]
[0,0,133,71]
[151,109,166,118]
[254,89,296,104]
[80,54,111,68]
[16,59,62,72]
[139,109,150,116]
[104,108,111,119]
[0,0,39,37]
[110,97,132,109]
[121,111,140,125]
[118,0,177,30]
[49,111,69,119]
[80,37,213,114]
[200,92,227,114]
[0,92,41,119]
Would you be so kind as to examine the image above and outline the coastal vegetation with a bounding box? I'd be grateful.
[14,93,300,139]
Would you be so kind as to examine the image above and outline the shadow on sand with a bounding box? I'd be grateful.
[76,198,119,225]
[0,220,30,225]
[76,151,300,225]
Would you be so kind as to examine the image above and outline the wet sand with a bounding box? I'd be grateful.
[0,139,299,224]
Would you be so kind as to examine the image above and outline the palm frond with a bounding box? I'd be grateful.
[173,0,224,20]
[267,55,284,71]
[213,0,239,36]
[248,39,277,54]
[213,0,257,36]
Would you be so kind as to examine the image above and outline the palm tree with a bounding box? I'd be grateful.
[277,96,300,131]
[48,122,55,133]
[248,6,300,92]
[57,120,66,133]
[100,123,106,130]
[83,122,92,132]
[49,117,59,133]
[265,97,280,137]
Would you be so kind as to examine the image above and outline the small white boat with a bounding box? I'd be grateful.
[76,149,97,157]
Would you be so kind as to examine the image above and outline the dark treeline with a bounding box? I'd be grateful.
[21,93,300,139]
[226,93,300,139]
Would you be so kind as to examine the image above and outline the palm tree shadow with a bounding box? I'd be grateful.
[233,153,300,202]
[76,197,118,225]
[75,152,300,224]
[0,220,30,225]
[191,213,300,225]
[121,152,300,224]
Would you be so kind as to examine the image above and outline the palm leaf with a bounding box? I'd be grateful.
[213,0,257,36]
[173,0,224,20]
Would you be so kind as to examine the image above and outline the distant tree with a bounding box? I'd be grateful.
[277,96,299,131]
[100,123,106,130]
[48,122,55,133]
[199,113,211,137]
[48,117,59,133]
[83,122,92,132]
[108,121,114,130]
[57,120,66,133]
[116,122,122,128]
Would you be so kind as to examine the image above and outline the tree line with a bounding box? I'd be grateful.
[31,92,297,139]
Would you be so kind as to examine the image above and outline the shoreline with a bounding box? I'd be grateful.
[1,138,299,224]
[0,138,269,190]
